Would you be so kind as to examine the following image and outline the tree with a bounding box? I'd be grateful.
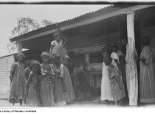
[11,17,40,37]
[10,17,53,53]
[41,19,52,27]
[7,41,17,53]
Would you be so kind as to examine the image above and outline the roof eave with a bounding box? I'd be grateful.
[10,4,153,43]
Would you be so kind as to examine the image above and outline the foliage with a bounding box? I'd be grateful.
[9,17,53,53]
[11,17,40,37]
[41,19,52,27]
[7,42,17,53]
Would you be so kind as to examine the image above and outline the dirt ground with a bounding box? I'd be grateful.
[0,99,111,107]
[0,98,154,107]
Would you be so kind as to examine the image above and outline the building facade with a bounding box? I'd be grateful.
[0,54,14,99]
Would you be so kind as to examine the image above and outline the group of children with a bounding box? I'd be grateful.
[9,27,75,106]
[9,51,75,107]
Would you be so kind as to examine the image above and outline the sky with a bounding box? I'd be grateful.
[0,4,108,57]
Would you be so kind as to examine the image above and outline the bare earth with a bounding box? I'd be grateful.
[0,99,108,107]
[0,99,154,107]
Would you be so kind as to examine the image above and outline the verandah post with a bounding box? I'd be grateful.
[126,12,138,106]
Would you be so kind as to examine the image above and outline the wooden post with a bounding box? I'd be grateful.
[126,12,138,106]
[134,13,142,104]
[16,41,23,53]
[127,12,135,40]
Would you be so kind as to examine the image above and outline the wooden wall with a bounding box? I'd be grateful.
[0,55,14,99]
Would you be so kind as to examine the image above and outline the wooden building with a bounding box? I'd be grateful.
[9,4,155,105]
[0,54,14,99]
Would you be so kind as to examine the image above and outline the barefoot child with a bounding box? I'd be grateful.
[9,53,26,106]
[25,60,41,106]
[40,52,55,106]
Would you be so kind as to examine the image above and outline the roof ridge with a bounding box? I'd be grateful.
[57,5,113,27]
[11,4,132,42]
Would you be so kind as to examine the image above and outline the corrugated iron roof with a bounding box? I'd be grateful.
[10,4,134,42]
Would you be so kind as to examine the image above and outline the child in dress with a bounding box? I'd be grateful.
[53,56,67,105]
[49,27,68,63]
[40,52,55,106]
[25,60,41,106]
[50,28,64,57]
[108,52,126,105]
[9,53,26,106]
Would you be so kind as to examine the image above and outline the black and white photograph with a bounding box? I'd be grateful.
[0,1,155,109]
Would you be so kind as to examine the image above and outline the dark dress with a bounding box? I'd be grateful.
[73,67,89,100]
[117,50,129,102]
[40,63,55,106]
[108,63,126,102]
[26,72,41,106]
[9,62,26,103]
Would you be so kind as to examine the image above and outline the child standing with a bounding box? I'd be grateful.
[25,60,41,106]
[9,53,26,106]
[53,56,67,105]
[49,27,68,62]
[40,52,55,106]
[101,46,113,103]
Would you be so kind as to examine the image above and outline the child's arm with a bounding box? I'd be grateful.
[10,63,17,82]
[24,68,31,80]
[26,72,33,97]
[49,46,54,56]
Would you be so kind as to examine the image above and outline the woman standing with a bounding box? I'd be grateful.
[108,51,126,105]
[9,53,26,106]
[60,62,75,104]
[25,60,41,106]
[100,46,113,103]
[140,36,155,103]
[40,52,55,106]
[53,56,66,105]
[117,41,129,103]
